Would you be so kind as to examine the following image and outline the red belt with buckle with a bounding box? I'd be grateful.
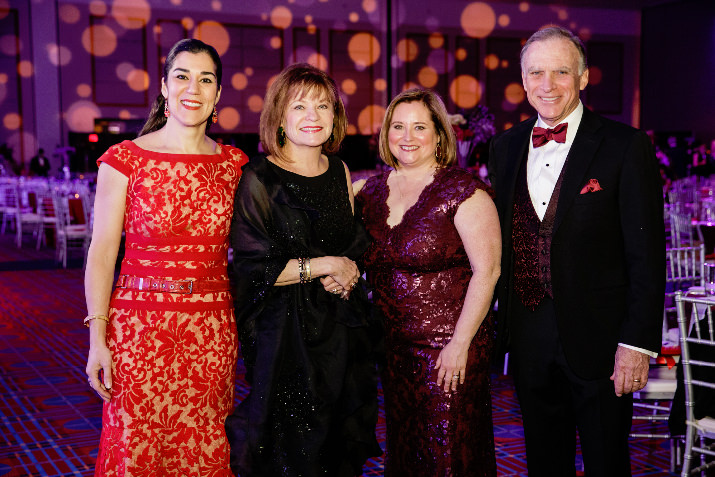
[115,275,230,295]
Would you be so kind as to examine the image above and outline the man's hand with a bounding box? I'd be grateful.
[610,346,650,397]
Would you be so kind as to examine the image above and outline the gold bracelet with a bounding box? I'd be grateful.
[84,314,109,327]
[298,257,305,284]
[305,257,311,282]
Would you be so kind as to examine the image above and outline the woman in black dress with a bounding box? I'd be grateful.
[225,63,381,477]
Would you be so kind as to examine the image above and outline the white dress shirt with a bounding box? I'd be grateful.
[526,101,658,359]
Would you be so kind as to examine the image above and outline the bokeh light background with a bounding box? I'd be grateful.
[0,0,641,167]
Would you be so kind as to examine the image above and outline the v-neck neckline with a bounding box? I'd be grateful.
[384,167,442,230]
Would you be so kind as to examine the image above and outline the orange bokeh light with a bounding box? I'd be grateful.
[342,79,357,95]
[589,66,602,86]
[501,60,509,68]
[349,12,359,23]
[181,17,195,30]
[89,1,108,16]
[3,113,21,130]
[270,6,292,29]
[59,4,81,24]
[127,69,149,92]
[307,53,328,71]
[194,21,230,56]
[245,67,254,76]
[485,54,499,70]
[305,15,313,24]
[270,36,282,49]
[77,84,92,98]
[418,66,439,88]
[450,75,482,109]
[348,32,380,68]
[81,25,117,57]
[47,44,72,67]
[66,101,101,133]
[248,95,264,113]
[460,2,496,39]
[428,33,444,49]
[519,2,529,12]
[307,24,317,34]
[498,14,510,27]
[357,105,386,135]
[218,107,240,130]
[396,38,418,63]
[558,9,568,21]
[362,0,377,13]
[0,73,8,84]
[17,61,33,78]
[455,48,467,61]
[119,110,132,119]
[232,73,248,90]
[374,78,387,91]
[111,0,151,30]
[504,82,525,104]
[211,1,222,10]
[347,124,357,135]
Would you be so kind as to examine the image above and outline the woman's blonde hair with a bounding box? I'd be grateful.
[378,88,456,169]
[259,63,347,161]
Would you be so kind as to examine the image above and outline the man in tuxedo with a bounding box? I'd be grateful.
[488,26,664,476]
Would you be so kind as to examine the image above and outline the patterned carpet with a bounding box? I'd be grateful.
[0,231,678,476]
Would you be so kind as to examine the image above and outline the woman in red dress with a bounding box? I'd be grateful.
[84,39,248,476]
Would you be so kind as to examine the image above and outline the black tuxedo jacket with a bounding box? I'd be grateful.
[488,107,665,379]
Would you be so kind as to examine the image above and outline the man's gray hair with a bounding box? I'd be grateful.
[520,26,588,75]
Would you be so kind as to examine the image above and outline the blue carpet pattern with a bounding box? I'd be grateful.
[0,232,677,476]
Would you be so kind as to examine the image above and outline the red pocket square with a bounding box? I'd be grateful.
[580,178,603,194]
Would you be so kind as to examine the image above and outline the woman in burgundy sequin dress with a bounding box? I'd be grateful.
[355,88,501,476]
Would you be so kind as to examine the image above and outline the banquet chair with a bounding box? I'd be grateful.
[675,291,715,476]
[670,210,697,248]
[54,193,91,268]
[665,245,705,339]
[0,181,41,248]
[34,189,59,250]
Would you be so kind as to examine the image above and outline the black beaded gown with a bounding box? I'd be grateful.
[356,166,496,477]
[227,155,382,477]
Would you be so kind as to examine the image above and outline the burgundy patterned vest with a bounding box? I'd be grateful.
[511,156,568,311]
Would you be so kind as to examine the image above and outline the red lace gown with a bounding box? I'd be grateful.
[94,140,248,476]
[356,166,496,477]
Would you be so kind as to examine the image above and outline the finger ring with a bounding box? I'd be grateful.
[350,281,357,289]
[633,379,641,382]
[452,375,459,380]
[331,288,341,295]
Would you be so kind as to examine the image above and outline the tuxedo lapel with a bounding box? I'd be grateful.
[553,108,604,234]
[502,118,535,213]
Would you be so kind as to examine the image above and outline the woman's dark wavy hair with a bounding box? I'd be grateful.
[139,39,222,136]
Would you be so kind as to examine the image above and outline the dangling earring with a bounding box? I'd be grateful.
[435,142,442,160]
[277,126,286,147]
[329,132,335,144]
[164,101,170,118]
[212,107,218,124]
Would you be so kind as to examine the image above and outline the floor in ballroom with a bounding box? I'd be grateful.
[0,229,677,476]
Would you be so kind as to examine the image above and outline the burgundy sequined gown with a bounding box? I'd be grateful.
[356,167,496,477]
